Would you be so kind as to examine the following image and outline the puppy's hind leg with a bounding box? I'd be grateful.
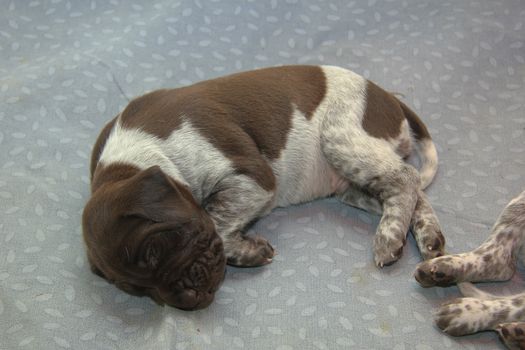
[322,124,420,267]
[410,189,445,260]
[337,185,445,260]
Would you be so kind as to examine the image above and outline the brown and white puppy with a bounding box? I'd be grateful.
[83,65,444,310]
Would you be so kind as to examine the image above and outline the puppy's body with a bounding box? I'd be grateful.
[84,65,444,309]
[96,66,384,208]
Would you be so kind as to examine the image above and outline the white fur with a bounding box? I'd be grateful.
[163,120,236,202]
[99,118,236,203]
[99,119,188,187]
[417,138,438,189]
[271,107,347,208]
[320,66,403,186]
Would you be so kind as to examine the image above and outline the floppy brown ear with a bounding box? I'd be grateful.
[124,166,197,224]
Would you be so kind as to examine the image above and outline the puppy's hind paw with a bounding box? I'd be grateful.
[418,229,445,260]
[373,235,405,268]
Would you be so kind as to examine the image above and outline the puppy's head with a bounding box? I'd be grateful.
[82,165,226,310]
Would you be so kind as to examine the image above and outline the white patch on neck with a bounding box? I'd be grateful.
[99,119,234,202]
[99,120,187,185]
[164,120,234,202]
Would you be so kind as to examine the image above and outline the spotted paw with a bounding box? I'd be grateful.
[435,297,501,336]
[226,235,275,267]
[497,322,525,350]
[418,229,445,260]
[414,256,460,287]
[373,234,405,268]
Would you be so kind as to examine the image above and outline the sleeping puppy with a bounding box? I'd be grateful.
[82,65,445,310]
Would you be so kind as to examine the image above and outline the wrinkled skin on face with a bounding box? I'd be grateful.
[83,165,227,310]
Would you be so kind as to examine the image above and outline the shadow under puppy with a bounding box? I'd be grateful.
[415,190,525,350]
[83,65,445,310]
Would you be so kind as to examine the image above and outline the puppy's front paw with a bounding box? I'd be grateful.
[226,235,275,267]
[435,297,498,336]
[497,322,525,350]
[373,234,404,268]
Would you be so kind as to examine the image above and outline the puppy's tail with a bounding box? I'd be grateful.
[399,101,438,190]
[458,282,498,300]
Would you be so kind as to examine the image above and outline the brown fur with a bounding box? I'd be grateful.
[362,81,404,140]
[83,164,226,310]
[399,100,431,140]
[362,81,431,142]
[119,66,326,190]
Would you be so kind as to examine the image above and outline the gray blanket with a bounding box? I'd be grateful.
[1,1,524,349]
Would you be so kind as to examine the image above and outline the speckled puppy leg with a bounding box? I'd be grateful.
[410,190,445,260]
[497,322,525,350]
[435,293,525,336]
[338,185,444,261]
[415,240,516,287]
[415,190,525,287]
[321,121,419,267]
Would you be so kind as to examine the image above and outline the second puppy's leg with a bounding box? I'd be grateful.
[415,190,525,287]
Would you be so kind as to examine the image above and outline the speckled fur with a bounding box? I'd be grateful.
[415,190,525,349]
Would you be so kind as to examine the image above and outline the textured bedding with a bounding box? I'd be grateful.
[1,1,524,349]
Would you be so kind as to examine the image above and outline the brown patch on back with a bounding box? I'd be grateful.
[90,117,117,178]
[362,81,404,140]
[363,81,432,142]
[117,66,326,191]
[120,65,326,160]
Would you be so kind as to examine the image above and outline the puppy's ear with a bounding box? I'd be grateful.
[123,166,196,223]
